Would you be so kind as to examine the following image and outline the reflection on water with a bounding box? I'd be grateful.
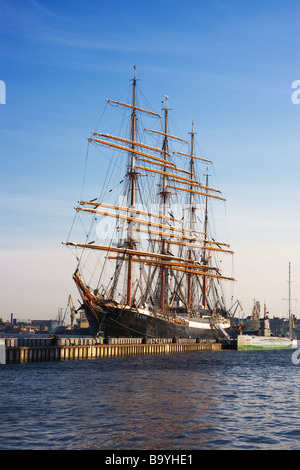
[98,363,218,450]
[0,349,299,449]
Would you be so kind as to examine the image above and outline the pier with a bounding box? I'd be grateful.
[0,336,234,364]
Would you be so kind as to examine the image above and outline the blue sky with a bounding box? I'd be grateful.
[0,0,299,321]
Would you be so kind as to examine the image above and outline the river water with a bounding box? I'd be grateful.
[0,349,299,450]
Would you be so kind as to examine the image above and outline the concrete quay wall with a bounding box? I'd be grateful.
[1,336,227,364]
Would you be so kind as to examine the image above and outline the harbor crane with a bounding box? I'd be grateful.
[57,295,78,326]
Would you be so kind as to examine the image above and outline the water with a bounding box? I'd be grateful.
[0,349,299,450]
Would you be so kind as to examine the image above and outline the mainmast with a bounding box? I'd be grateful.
[126,66,138,306]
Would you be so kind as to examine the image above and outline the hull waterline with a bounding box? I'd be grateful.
[76,271,231,340]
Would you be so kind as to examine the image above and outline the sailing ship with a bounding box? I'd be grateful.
[64,67,236,340]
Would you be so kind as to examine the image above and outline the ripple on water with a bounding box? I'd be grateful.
[0,350,299,449]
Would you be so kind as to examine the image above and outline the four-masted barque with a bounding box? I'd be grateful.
[64,67,235,340]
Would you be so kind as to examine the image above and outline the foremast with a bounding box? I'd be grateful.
[126,65,138,306]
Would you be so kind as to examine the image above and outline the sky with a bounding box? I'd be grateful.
[0,0,299,322]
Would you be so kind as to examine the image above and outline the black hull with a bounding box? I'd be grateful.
[73,270,231,341]
[82,301,223,341]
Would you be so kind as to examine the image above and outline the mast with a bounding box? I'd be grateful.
[187,122,195,310]
[160,96,169,314]
[126,66,137,305]
[202,168,209,309]
[288,262,292,338]
[284,262,296,338]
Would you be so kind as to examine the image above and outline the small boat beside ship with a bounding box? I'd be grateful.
[237,298,296,351]
[237,335,292,351]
